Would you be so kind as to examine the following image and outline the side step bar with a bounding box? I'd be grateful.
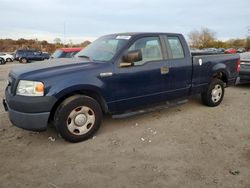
[112,99,188,119]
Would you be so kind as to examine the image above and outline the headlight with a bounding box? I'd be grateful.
[16,80,44,96]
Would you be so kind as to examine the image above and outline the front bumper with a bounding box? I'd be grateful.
[3,99,49,131]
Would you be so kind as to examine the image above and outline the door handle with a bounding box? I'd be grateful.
[161,66,170,75]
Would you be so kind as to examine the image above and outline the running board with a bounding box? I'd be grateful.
[112,99,188,119]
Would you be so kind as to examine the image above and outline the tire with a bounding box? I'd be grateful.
[6,58,12,62]
[54,95,103,142]
[201,79,225,107]
[0,58,5,65]
[20,58,28,63]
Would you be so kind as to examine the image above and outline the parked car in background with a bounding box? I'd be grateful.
[0,53,14,62]
[225,48,237,54]
[237,48,246,53]
[239,52,250,83]
[192,48,224,55]
[51,48,82,59]
[15,49,50,63]
[202,48,220,54]
[0,57,5,65]
[217,48,225,53]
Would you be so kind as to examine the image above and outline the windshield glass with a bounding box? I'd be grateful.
[51,50,64,58]
[76,36,129,61]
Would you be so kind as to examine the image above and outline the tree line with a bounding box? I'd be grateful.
[1,28,250,54]
[188,28,250,49]
[0,38,91,54]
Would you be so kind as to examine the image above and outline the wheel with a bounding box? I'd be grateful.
[0,58,5,65]
[201,79,225,107]
[20,58,28,63]
[54,95,103,142]
[6,58,12,62]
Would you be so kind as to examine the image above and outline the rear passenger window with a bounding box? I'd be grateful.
[167,37,184,59]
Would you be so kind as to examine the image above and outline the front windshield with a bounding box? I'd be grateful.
[76,36,129,62]
[51,50,63,58]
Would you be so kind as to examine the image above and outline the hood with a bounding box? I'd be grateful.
[10,58,107,80]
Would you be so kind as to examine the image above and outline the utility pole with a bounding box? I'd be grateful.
[63,22,66,45]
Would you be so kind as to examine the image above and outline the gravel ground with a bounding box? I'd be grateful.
[0,61,249,188]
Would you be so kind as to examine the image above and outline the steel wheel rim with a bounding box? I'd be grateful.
[67,106,95,135]
[211,84,222,103]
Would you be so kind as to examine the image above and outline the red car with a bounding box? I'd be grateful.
[51,47,82,58]
[225,48,237,54]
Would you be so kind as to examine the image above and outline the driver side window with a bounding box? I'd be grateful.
[128,37,163,66]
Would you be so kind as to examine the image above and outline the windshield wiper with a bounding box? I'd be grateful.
[77,55,91,60]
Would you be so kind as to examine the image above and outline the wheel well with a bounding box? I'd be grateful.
[48,90,108,123]
[212,71,227,84]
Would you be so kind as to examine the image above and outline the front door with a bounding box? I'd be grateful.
[108,36,172,112]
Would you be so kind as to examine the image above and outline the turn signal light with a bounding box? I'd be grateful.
[35,83,44,92]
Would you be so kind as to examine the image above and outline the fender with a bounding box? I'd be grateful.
[211,63,229,82]
[53,84,109,113]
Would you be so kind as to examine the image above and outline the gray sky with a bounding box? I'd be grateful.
[0,0,249,43]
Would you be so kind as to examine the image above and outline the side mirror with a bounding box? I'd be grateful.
[120,50,142,67]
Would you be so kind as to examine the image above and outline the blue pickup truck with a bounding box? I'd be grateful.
[3,32,240,142]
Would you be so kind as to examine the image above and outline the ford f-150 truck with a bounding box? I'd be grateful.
[3,32,240,142]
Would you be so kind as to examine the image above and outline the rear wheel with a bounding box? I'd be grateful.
[54,95,103,142]
[201,79,225,107]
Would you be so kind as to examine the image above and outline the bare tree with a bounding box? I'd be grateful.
[188,28,217,49]
[188,29,200,48]
[54,38,62,45]
[246,27,250,50]
[81,40,91,47]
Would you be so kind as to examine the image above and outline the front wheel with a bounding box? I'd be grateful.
[201,79,225,107]
[54,95,103,142]
[0,58,5,65]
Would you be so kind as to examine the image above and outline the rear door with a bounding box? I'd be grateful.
[33,51,43,60]
[162,35,193,97]
[26,51,35,60]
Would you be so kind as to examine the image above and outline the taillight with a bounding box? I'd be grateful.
[236,59,240,72]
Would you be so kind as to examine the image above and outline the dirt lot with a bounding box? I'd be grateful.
[0,62,249,188]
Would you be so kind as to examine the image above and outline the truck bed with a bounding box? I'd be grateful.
[191,53,240,94]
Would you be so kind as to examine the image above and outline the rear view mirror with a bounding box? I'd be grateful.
[122,49,142,64]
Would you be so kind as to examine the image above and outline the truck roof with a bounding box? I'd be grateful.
[105,32,183,37]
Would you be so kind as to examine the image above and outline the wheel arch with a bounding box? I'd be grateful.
[48,89,109,123]
[212,70,228,85]
[211,64,229,85]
